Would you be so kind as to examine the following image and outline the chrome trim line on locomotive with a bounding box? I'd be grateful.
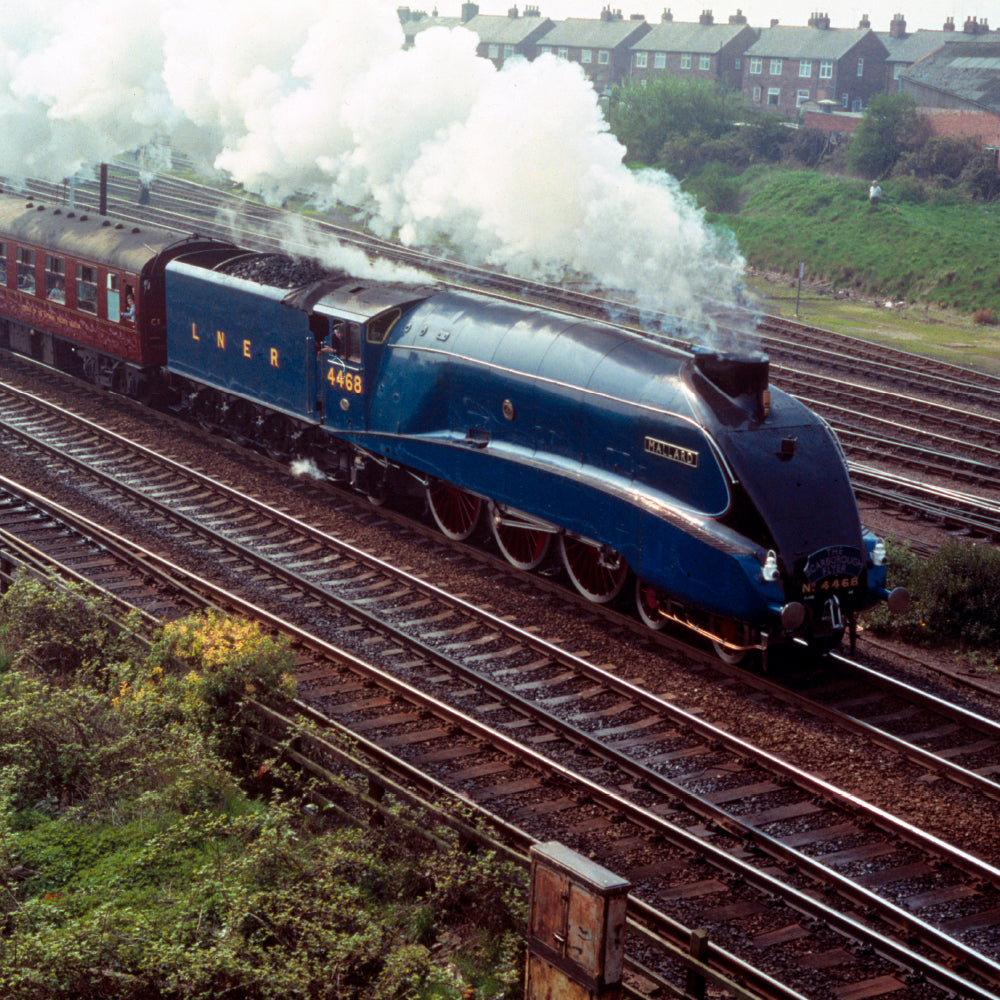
[390,341,711,430]
[358,430,760,561]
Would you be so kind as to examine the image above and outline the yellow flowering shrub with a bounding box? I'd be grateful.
[114,612,296,737]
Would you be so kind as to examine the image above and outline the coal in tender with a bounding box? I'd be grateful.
[220,253,332,289]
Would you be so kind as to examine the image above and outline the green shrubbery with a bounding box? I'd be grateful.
[864,539,1000,661]
[0,575,526,999]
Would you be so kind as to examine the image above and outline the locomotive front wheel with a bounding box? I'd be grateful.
[711,640,747,665]
[635,579,667,630]
[426,481,483,541]
[491,516,551,571]
[559,536,628,604]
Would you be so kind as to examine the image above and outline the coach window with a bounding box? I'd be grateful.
[76,264,97,314]
[107,274,121,321]
[45,256,66,303]
[16,248,35,293]
[0,243,6,285]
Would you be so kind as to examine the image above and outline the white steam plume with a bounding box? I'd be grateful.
[0,0,745,327]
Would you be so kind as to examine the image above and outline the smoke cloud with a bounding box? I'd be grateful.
[0,0,745,327]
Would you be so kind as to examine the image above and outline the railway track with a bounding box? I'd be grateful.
[5,373,1000,996]
[2,471,1000,1000]
[9,167,1000,546]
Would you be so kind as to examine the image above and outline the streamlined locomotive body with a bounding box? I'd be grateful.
[0,191,906,659]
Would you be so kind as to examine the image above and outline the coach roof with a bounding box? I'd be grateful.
[0,192,185,273]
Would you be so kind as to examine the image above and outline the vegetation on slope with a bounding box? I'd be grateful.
[609,82,1000,317]
[0,577,525,999]
[728,169,1000,314]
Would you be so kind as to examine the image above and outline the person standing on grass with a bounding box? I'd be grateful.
[869,181,881,207]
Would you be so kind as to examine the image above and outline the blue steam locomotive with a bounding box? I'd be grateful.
[0,192,907,660]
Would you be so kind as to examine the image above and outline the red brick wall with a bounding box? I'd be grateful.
[801,110,862,136]
[918,108,1000,148]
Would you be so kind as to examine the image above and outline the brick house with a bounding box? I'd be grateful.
[399,3,553,67]
[463,8,556,68]
[628,9,758,92]
[741,14,889,117]
[536,8,651,96]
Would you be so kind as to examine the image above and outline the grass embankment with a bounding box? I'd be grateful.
[717,170,1000,374]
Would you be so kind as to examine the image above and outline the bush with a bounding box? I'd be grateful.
[897,135,977,181]
[973,308,997,325]
[887,175,928,205]
[0,580,526,998]
[845,93,921,177]
[961,151,1000,201]
[0,575,141,680]
[789,127,830,167]
[685,162,742,213]
[866,539,1000,649]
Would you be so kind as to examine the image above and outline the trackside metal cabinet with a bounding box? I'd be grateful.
[526,842,630,1000]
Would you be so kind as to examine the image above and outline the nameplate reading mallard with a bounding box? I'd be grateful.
[644,437,699,468]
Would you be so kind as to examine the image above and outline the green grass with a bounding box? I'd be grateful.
[745,272,1000,375]
[726,169,1000,317]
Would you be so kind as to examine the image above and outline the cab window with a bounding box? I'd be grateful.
[76,264,97,314]
[367,308,401,345]
[346,322,362,363]
[17,248,35,293]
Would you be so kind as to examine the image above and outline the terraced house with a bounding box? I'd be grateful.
[740,13,889,115]
[627,9,758,92]
[536,8,651,96]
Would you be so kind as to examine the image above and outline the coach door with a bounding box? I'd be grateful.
[314,313,365,433]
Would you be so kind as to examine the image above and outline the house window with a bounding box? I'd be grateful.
[770,58,782,75]
[76,264,97,314]
[699,54,710,70]
[796,89,811,107]
[540,45,551,54]
[734,57,740,69]
[841,92,849,108]
[767,87,780,106]
[852,99,863,111]
[752,86,761,102]
[635,52,647,68]
[819,60,833,79]
[597,50,609,65]
[749,56,762,74]
[680,53,691,69]
[557,47,568,59]
[857,57,864,76]
[799,59,812,77]
[0,243,6,286]
[503,44,514,59]
[488,43,499,59]
[581,48,593,63]
[16,248,35,293]
[45,255,65,302]
[654,52,666,68]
